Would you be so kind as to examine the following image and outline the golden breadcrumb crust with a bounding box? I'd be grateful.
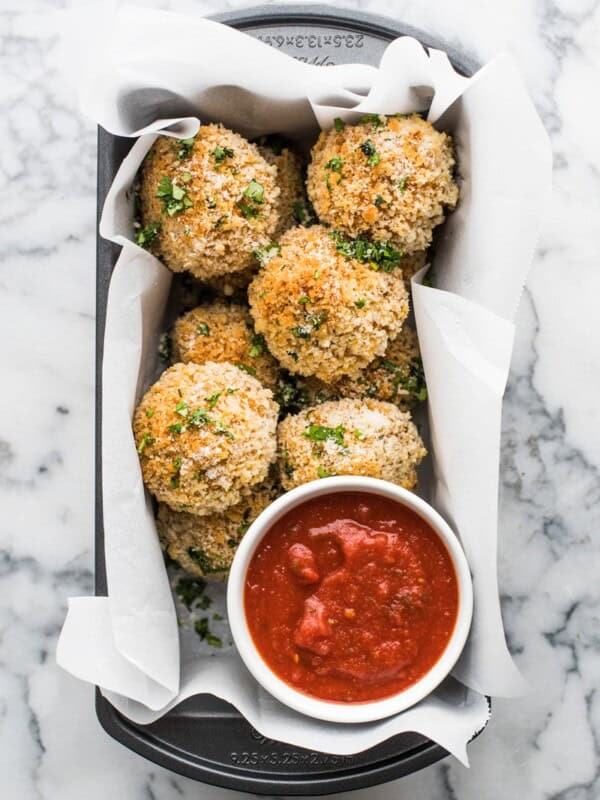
[306,114,458,253]
[171,301,279,390]
[296,325,425,412]
[278,398,426,490]
[156,476,279,579]
[248,225,409,382]
[133,362,278,515]
[139,124,280,279]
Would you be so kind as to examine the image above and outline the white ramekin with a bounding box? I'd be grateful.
[227,476,473,724]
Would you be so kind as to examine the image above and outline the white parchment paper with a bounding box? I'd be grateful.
[56,5,551,762]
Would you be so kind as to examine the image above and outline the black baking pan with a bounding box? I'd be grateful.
[95,4,481,794]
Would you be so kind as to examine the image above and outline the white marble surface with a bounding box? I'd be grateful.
[1,0,599,797]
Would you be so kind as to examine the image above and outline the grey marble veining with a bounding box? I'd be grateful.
[1,0,599,798]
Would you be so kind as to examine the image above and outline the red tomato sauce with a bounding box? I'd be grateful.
[244,492,459,703]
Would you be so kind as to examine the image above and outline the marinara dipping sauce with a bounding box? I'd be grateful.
[244,491,459,704]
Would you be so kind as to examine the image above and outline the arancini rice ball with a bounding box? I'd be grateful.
[258,144,306,237]
[277,398,426,491]
[171,301,279,390]
[306,114,458,254]
[133,362,278,516]
[138,124,281,279]
[296,325,427,412]
[156,477,279,579]
[248,225,409,383]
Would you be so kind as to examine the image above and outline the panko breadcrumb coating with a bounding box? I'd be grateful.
[133,362,278,516]
[156,477,279,579]
[296,326,426,412]
[258,144,306,237]
[248,225,409,382]
[171,301,279,390]
[139,124,280,279]
[307,114,458,253]
[278,398,426,490]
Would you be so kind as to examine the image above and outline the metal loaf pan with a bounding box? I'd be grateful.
[95,5,479,794]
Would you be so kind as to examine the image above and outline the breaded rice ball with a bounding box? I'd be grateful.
[156,477,279,579]
[248,225,409,382]
[139,124,280,279]
[296,326,427,412]
[258,144,306,237]
[278,398,426,490]
[306,114,458,253]
[133,362,278,516]
[171,301,279,390]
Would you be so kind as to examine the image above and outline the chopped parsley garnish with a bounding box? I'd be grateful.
[157,176,193,216]
[355,299,366,309]
[400,357,428,401]
[360,139,380,167]
[214,420,235,440]
[354,429,365,440]
[253,243,281,265]
[213,145,234,167]
[181,171,192,183]
[360,113,385,129]
[188,548,228,575]
[205,391,222,409]
[317,466,336,479]
[194,617,223,647]
[137,432,155,454]
[171,456,181,489]
[145,408,154,418]
[243,179,265,204]
[397,176,409,193]
[175,138,195,160]
[291,325,312,340]
[334,117,345,132]
[330,230,402,272]
[307,310,327,330]
[196,322,210,336]
[135,221,161,249]
[169,423,183,434]
[248,332,266,358]
[237,508,252,536]
[175,400,189,417]
[374,196,386,208]
[188,407,213,427]
[325,157,344,173]
[236,362,256,376]
[237,200,260,219]
[384,357,428,401]
[287,350,299,362]
[303,424,346,449]
[175,576,207,610]
[284,459,295,477]
[298,296,311,305]
[293,201,317,226]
